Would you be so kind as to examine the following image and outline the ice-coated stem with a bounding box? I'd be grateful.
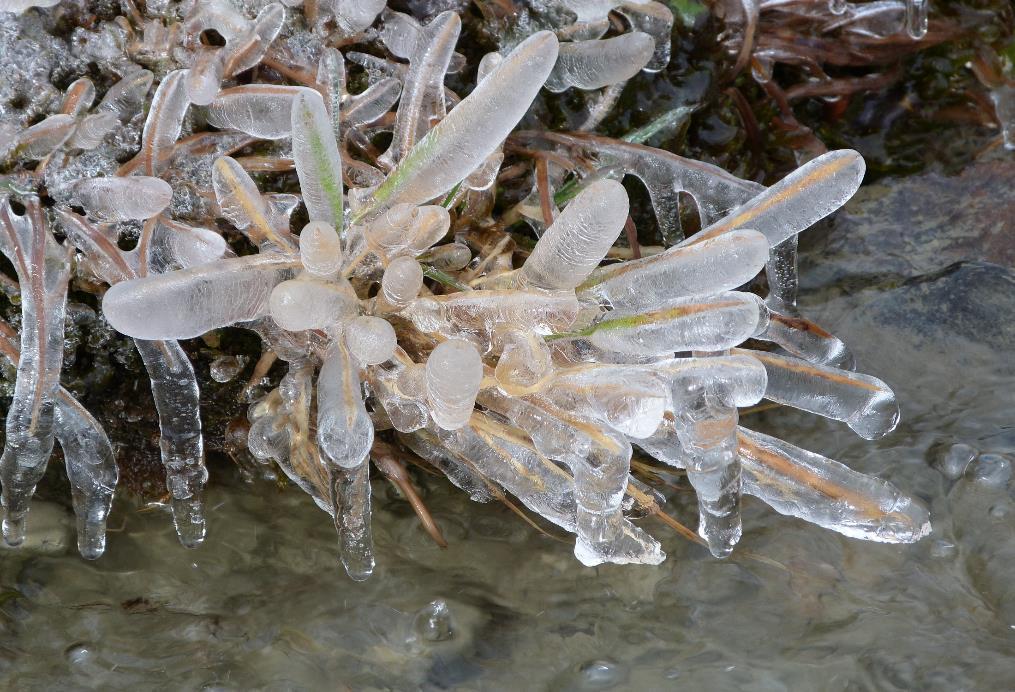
[0,198,71,547]
[291,90,344,230]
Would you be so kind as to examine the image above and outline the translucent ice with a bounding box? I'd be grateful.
[72,176,173,222]
[317,342,374,469]
[207,85,313,140]
[518,179,628,291]
[103,254,300,340]
[739,428,931,542]
[426,339,483,430]
[381,256,424,307]
[544,33,655,93]
[291,90,344,229]
[345,316,397,365]
[268,278,358,332]
[299,221,343,277]
[140,69,190,175]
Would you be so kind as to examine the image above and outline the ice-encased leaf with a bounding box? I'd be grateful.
[206,85,312,139]
[362,31,560,217]
[738,428,931,543]
[291,90,344,230]
[212,156,296,249]
[518,178,628,290]
[102,254,300,340]
[682,149,866,248]
[140,69,190,175]
[73,176,173,222]
[544,32,655,92]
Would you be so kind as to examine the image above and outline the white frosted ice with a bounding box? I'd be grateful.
[426,339,483,430]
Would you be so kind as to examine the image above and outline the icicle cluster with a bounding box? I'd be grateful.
[0,0,930,577]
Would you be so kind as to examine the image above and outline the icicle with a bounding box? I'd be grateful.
[904,0,928,39]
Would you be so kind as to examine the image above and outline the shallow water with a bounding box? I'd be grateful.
[2,145,1014,691]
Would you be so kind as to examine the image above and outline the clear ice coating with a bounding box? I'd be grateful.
[291,90,345,229]
[0,199,71,548]
[72,176,173,222]
[518,179,628,291]
[364,31,560,216]
[544,33,655,93]
[425,339,483,430]
[0,2,935,579]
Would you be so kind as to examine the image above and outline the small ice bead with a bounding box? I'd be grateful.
[829,0,847,14]
[269,278,358,331]
[382,256,424,306]
[300,221,343,276]
[519,178,628,290]
[905,0,928,39]
[426,339,483,430]
[345,316,397,365]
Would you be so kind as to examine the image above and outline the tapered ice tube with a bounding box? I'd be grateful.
[738,428,931,542]
[738,349,899,439]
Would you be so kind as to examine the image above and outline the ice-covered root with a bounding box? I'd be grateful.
[544,32,655,93]
[426,339,483,430]
[516,178,628,291]
[737,348,900,440]
[329,460,375,581]
[738,428,931,543]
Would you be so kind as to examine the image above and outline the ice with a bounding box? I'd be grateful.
[317,342,374,469]
[564,0,620,22]
[139,69,189,175]
[765,235,798,313]
[66,112,118,150]
[186,50,224,106]
[97,70,154,121]
[345,316,396,365]
[342,78,402,129]
[380,255,424,307]
[989,84,1015,151]
[291,90,345,230]
[755,308,855,369]
[0,0,61,14]
[206,85,313,140]
[904,0,928,39]
[363,31,559,217]
[330,459,375,581]
[146,218,227,272]
[379,10,421,58]
[405,289,580,346]
[378,11,461,169]
[135,339,208,547]
[419,242,471,272]
[0,338,108,559]
[738,428,931,542]
[425,338,483,430]
[545,33,655,93]
[542,364,670,438]
[329,0,386,34]
[363,204,450,258]
[681,149,866,248]
[495,330,554,396]
[517,179,628,291]
[221,3,285,76]
[576,291,765,357]
[268,278,358,332]
[72,176,173,222]
[0,198,71,547]
[580,230,769,310]
[539,133,764,243]
[103,254,299,340]
[299,221,343,277]
[830,0,848,14]
[212,156,296,250]
[317,48,346,139]
[12,114,76,160]
[740,349,899,440]
[615,2,674,72]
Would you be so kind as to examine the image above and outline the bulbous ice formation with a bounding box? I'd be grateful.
[518,178,628,291]
[299,221,343,277]
[381,256,424,307]
[269,278,358,332]
[345,316,397,365]
[426,339,483,430]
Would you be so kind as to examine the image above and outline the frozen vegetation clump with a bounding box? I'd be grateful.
[0,0,933,579]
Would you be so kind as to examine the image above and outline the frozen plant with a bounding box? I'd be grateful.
[0,0,929,577]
